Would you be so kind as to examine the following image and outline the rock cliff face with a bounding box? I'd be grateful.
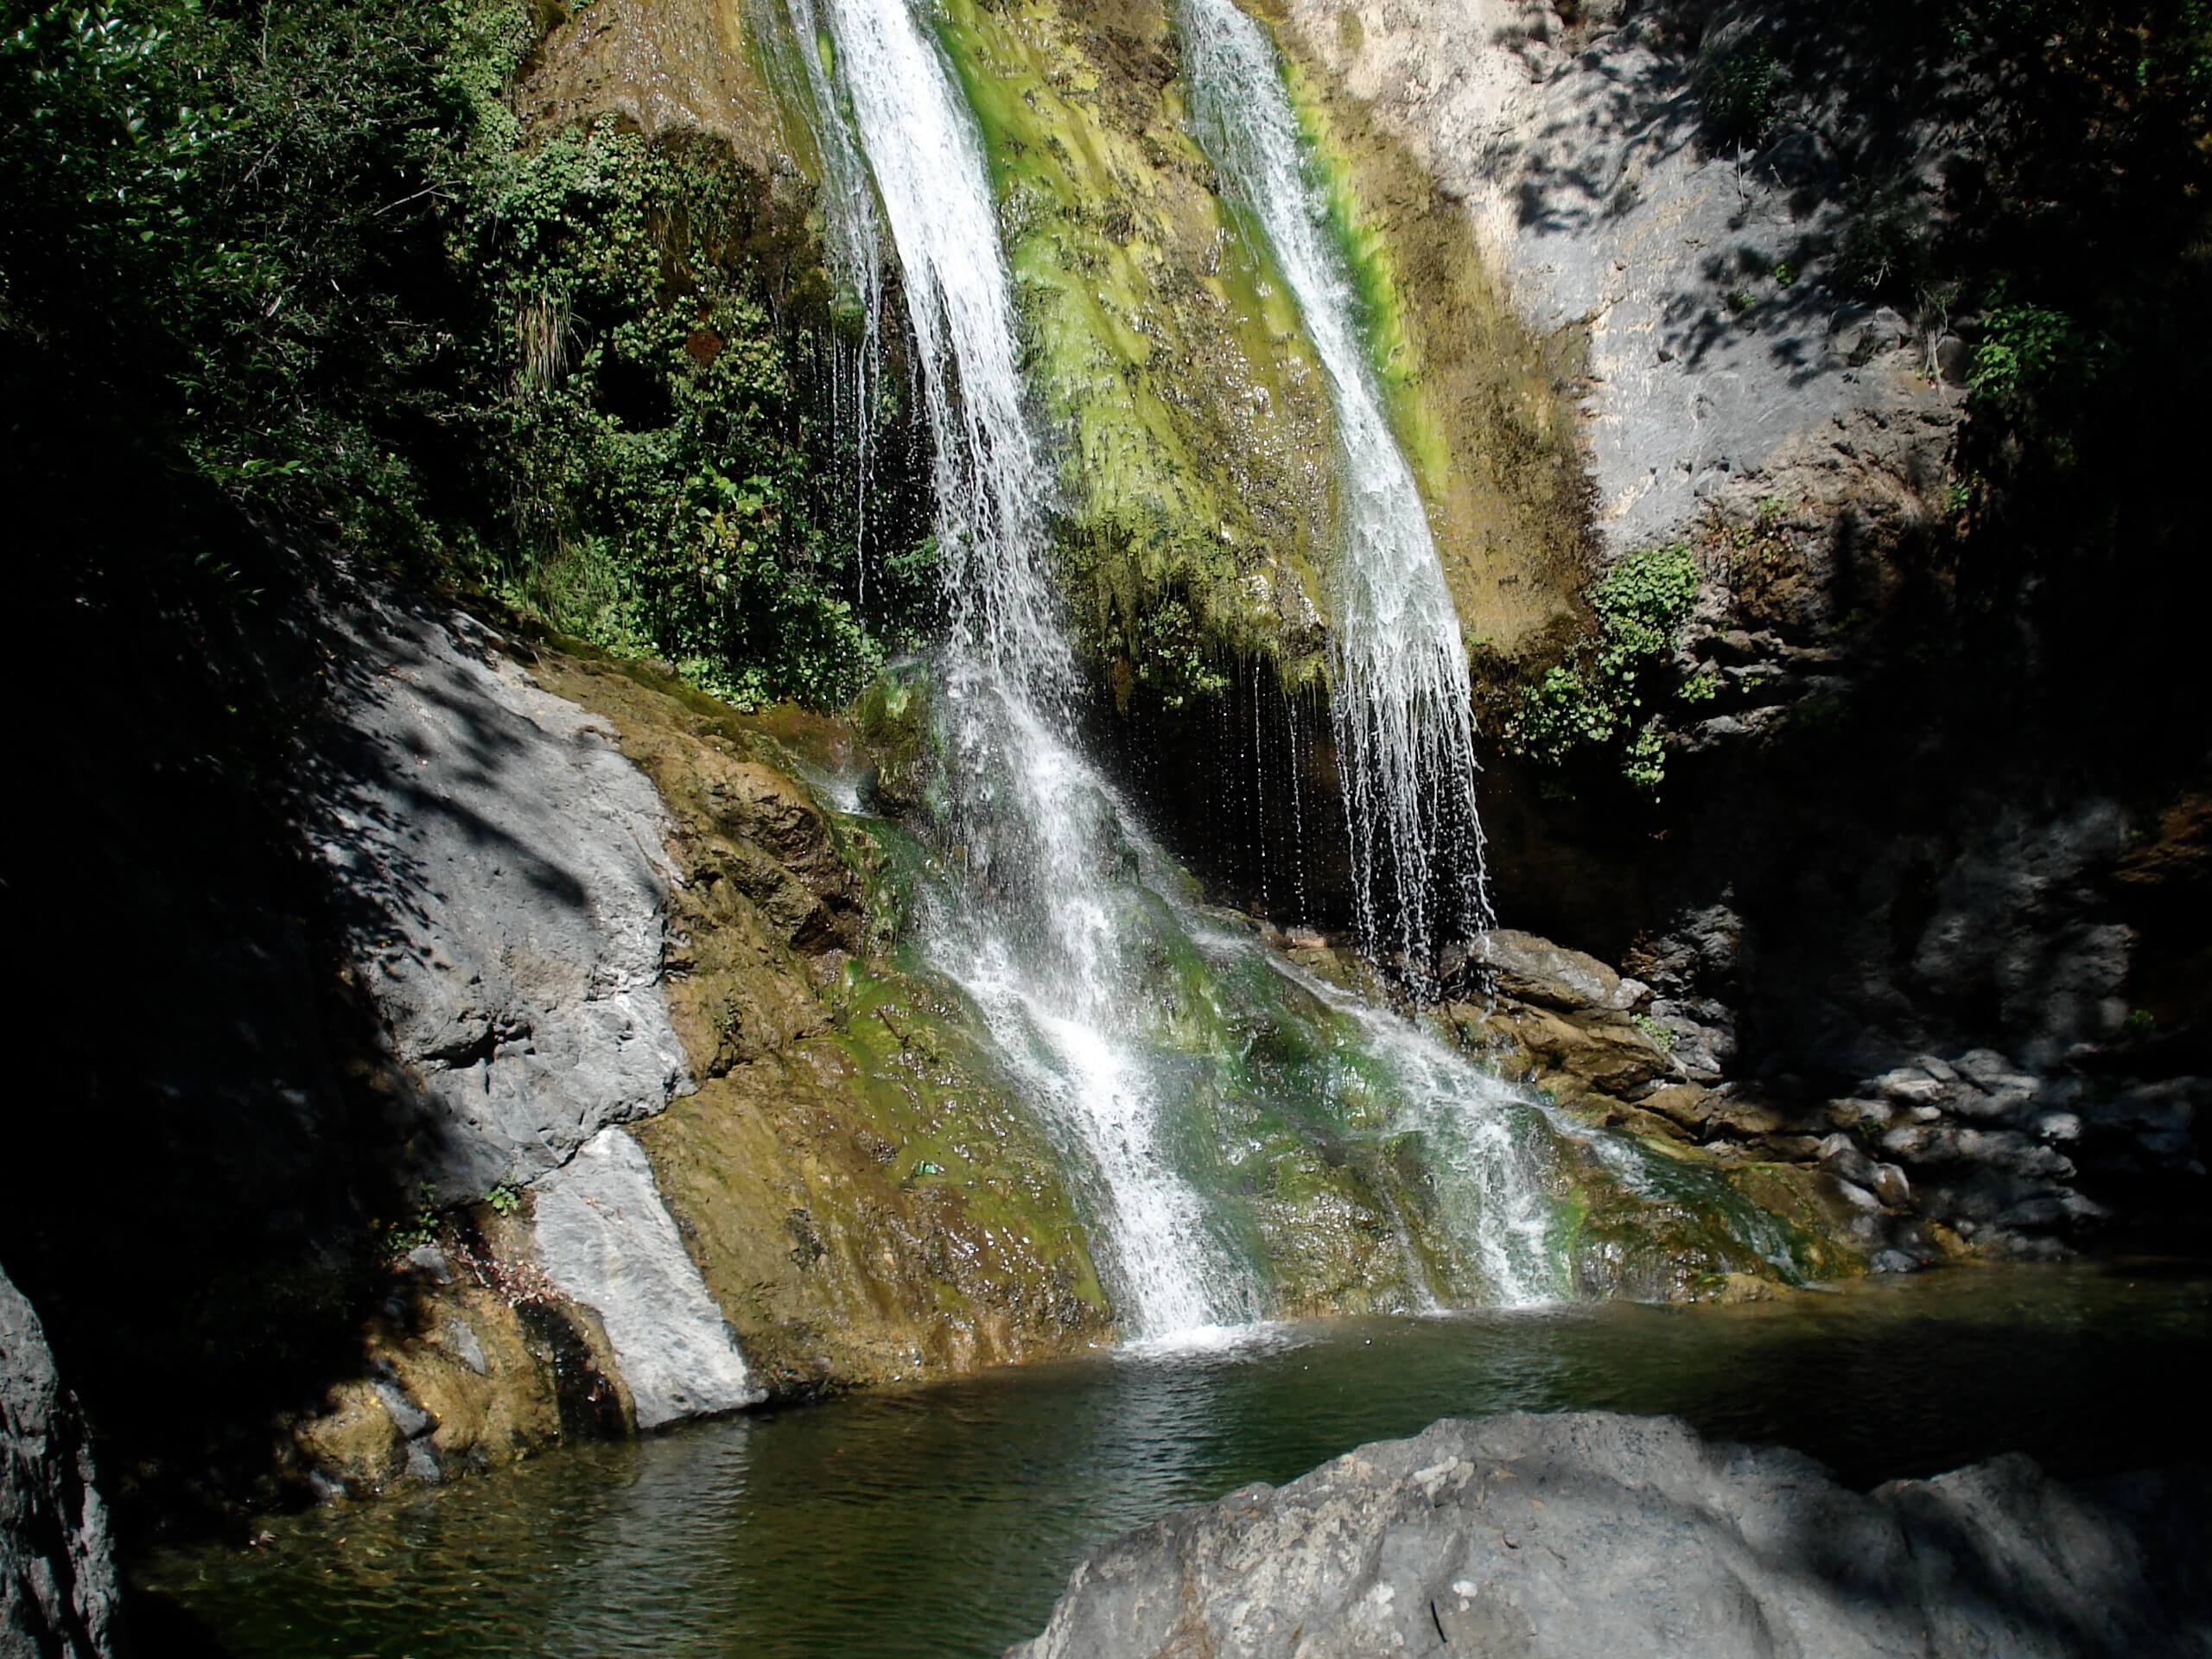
[1238,0,2209,1225]
[274,595,1117,1500]
[1014,1411,2212,1659]
[2,1271,120,1659]
[308,587,694,1200]
[1269,0,1956,556]
[1452,925,2155,1267]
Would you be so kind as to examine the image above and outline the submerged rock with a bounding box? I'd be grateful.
[3,1269,121,1659]
[1013,1412,2212,1659]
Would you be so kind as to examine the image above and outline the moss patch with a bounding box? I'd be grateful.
[934,0,1338,700]
[529,645,1114,1390]
[638,991,1115,1394]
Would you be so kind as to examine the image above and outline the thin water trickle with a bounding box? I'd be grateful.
[759,0,887,588]
[1180,0,1491,995]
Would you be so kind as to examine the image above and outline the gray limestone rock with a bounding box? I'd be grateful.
[532,1128,763,1429]
[1472,929,1641,1012]
[307,591,691,1199]
[1273,3,1959,556]
[1013,1412,2212,1659]
[3,1270,121,1659]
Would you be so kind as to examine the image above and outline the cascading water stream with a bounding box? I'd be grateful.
[772,0,1825,1327]
[1179,0,1491,995]
[810,0,1257,1339]
[756,0,887,590]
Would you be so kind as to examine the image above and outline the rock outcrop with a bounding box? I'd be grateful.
[276,620,1116,1500]
[1452,918,2187,1265]
[531,1128,762,1427]
[308,588,692,1200]
[3,1270,120,1659]
[1014,1411,2212,1659]
[1273,0,1958,558]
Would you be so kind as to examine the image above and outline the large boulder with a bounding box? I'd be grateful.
[3,1270,121,1659]
[1014,1412,2212,1659]
[1467,930,1643,1014]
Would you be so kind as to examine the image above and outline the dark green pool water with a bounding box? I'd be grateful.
[141,1262,2212,1659]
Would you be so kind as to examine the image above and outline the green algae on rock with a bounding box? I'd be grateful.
[931,0,1340,699]
[530,648,1120,1387]
[1244,0,1594,670]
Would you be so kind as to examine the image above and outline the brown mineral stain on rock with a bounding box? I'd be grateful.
[518,0,783,165]
[287,1205,638,1497]
[1246,0,1594,665]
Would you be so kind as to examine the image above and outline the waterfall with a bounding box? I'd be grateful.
[812,0,1258,1339]
[759,0,887,591]
[772,0,1813,1327]
[1179,0,1491,995]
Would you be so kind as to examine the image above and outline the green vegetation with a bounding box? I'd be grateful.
[1504,542,1704,794]
[1700,41,1783,148]
[378,1184,446,1256]
[1694,0,2212,582]
[3,0,934,709]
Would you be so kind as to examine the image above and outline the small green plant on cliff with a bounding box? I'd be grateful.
[1505,542,1703,794]
[378,1184,444,1255]
[1968,299,2106,406]
[1700,42,1783,149]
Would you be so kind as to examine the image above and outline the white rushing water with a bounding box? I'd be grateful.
[813,0,1256,1339]
[1179,0,1492,995]
[779,0,1799,1327]
[1254,950,1564,1306]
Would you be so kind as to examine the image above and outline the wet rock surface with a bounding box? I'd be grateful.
[2,1270,120,1659]
[1450,915,2202,1267]
[1013,1411,2212,1659]
[1273,0,1958,556]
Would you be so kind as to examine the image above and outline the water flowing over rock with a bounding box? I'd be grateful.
[1013,1411,2212,1659]
[307,588,691,1200]
[810,0,1258,1337]
[1268,0,1955,556]
[1182,0,1491,990]
[759,0,1866,1338]
[2,1270,121,1659]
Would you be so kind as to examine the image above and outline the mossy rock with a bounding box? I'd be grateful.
[1247,0,1594,669]
[933,0,1338,700]
[636,962,1115,1391]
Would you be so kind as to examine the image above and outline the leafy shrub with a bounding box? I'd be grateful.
[1700,42,1783,149]
[2,0,934,711]
[1968,299,2103,404]
[1505,542,1703,793]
